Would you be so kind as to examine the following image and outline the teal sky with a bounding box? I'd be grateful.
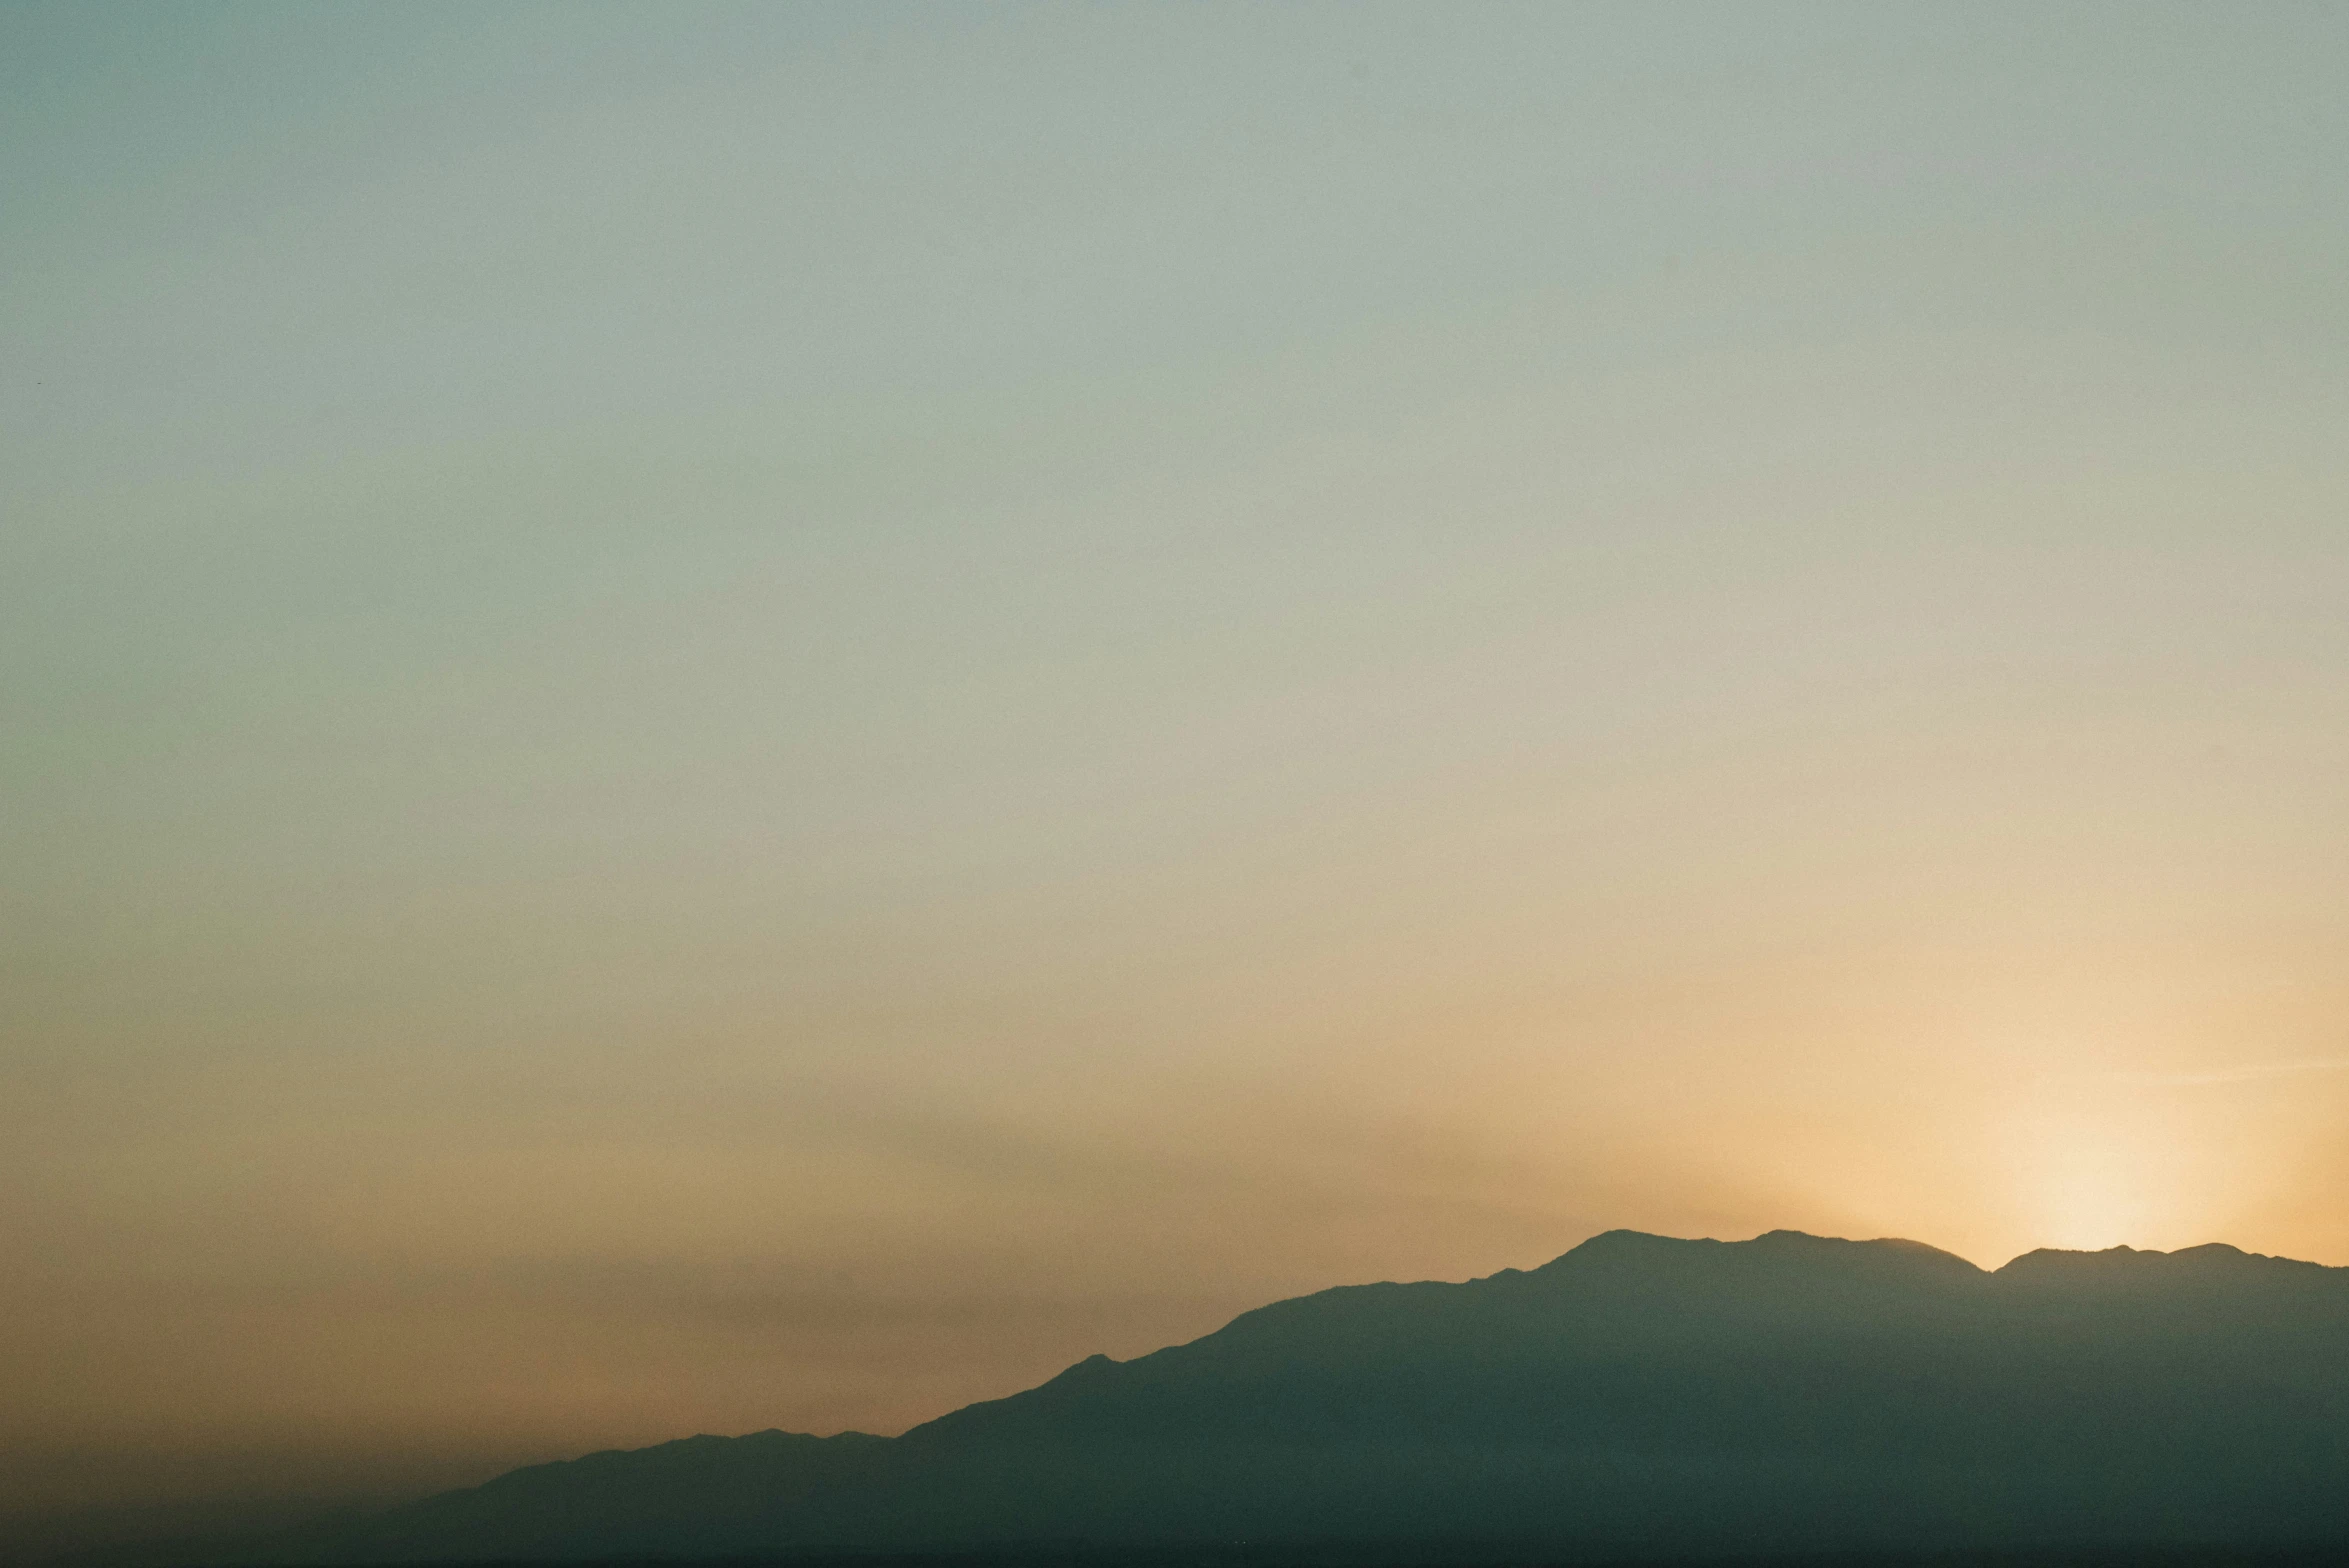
[5,1,2348,1545]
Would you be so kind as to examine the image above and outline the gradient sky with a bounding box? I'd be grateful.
[5,0,2348,1544]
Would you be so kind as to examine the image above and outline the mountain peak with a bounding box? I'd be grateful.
[1997,1240,2339,1281]
[1540,1226,1981,1276]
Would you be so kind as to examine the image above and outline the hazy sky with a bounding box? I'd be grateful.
[5,0,2348,1542]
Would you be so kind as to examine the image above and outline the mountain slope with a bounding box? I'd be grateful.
[233,1231,2349,1562]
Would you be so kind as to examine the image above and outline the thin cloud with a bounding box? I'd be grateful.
[2115,1058,2349,1088]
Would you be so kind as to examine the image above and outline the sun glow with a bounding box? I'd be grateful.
[1998,1087,2254,1256]
[2027,1135,2159,1252]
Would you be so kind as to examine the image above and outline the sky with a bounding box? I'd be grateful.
[5,0,2348,1547]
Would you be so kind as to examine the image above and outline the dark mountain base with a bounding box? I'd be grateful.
[175,1545,2349,1568]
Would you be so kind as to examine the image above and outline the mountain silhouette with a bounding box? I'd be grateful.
[204,1231,2349,1562]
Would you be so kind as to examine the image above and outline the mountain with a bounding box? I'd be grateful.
[208,1231,2349,1563]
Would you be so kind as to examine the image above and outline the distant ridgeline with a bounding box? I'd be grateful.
[222,1232,2349,1562]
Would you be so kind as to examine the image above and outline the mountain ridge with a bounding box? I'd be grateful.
[113,1229,2349,1565]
